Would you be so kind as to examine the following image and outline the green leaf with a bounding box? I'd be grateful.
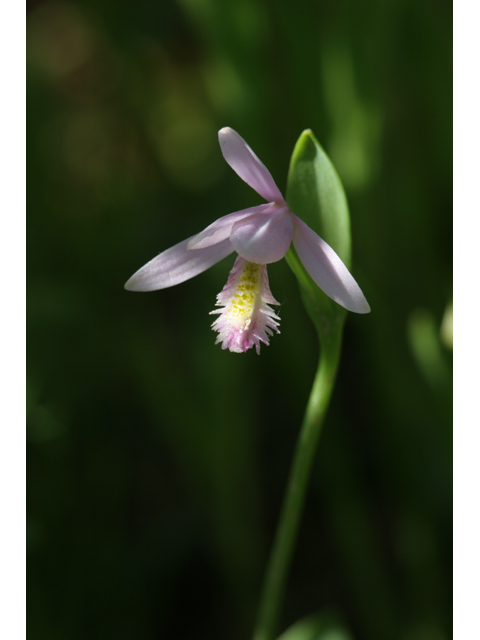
[287,130,352,266]
[285,129,352,337]
[276,613,355,640]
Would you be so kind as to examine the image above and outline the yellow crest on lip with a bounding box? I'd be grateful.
[224,262,261,325]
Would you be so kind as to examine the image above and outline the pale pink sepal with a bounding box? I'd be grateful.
[292,215,371,314]
[218,127,285,204]
[124,237,234,292]
[187,204,271,250]
[230,206,294,264]
[210,256,280,354]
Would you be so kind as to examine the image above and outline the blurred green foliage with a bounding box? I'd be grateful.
[27,0,452,639]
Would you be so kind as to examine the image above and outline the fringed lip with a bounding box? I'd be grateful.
[210,256,280,354]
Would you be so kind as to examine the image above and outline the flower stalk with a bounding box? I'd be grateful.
[252,328,342,640]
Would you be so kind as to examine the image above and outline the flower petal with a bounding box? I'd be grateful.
[292,215,371,314]
[210,257,280,354]
[218,127,285,204]
[230,206,294,264]
[187,204,271,250]
[124,237,234,291]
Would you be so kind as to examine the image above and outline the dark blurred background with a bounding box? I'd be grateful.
[27,0,452,638]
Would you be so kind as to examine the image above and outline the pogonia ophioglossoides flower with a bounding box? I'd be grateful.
[125,127,370,354]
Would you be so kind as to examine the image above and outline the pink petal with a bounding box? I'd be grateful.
[218,127,285,204]
[292,215,371,314]
[230,206,294,264]
[124,237,234,291]
[187,204,271,250]
[210,256,280,354]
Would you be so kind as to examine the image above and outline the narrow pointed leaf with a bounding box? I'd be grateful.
[286,129,351,267]
[285,130,358,334]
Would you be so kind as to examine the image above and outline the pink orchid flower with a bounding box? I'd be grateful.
[125,127,370,354]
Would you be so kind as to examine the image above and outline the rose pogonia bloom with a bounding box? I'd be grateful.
[125,127,370,354]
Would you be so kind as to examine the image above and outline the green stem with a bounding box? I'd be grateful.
[252,330,343,640]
